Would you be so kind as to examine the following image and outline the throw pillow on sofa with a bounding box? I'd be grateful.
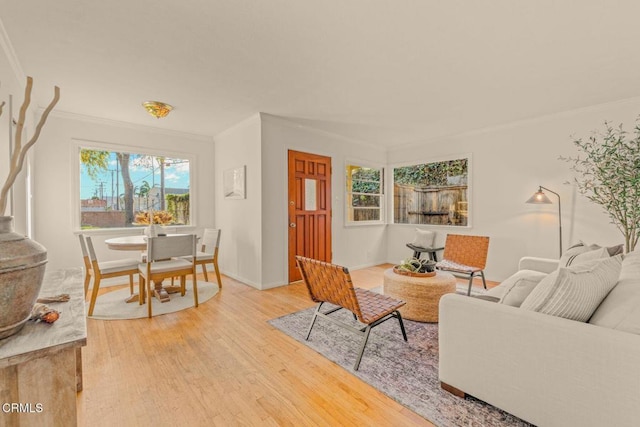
[564,247,610,267]
[485,269,547,307]
[520,255,623,322]
[589,250,640,333]
[559,241,623,267]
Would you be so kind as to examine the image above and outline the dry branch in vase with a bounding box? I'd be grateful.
[0,77,60,214]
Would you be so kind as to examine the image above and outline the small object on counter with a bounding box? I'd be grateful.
[36,293,70,303]
[29,303,60,324]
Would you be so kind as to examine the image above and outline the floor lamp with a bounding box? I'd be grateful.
[526,186,562,257]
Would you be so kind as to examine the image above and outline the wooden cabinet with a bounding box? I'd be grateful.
[0,269,86,427]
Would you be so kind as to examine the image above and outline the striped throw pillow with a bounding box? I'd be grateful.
[520,255,623,322]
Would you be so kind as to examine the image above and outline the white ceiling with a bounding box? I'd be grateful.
[2,1,640,148]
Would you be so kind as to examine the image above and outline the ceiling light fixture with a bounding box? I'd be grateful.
[142,101,173,119]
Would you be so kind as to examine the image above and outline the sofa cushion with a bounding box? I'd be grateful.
[592,243,624,257]
[559,241,623,267]
[558,242,592,267]
[560,246,611,268]
[486,269,547,307]
[410,228,435,249]
[589,251,640,333]
[520,255,623,322]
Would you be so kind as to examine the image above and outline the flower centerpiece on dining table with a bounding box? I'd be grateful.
[133,209,174,237]
[393,257,437,277]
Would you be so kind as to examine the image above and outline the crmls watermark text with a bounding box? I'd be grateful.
[2,403,44,413]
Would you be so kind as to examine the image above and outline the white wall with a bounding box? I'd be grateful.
[32,114,215,271]
[215,114,389,290]
[260,114,388,288]
[214,114,263,287]
[387,100,639,281]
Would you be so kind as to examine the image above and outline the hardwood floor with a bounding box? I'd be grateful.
[77,264,496,426]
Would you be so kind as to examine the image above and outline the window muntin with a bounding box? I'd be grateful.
[346,164,384,224]
[79,147,191,229]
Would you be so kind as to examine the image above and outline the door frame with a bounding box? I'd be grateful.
[285,146,333,283]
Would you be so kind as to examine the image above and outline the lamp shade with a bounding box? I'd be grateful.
[525,185,563,256]
[526,189,552,204]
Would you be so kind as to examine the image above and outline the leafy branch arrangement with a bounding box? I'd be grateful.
[560,120,640,252]
[0,77,60,214]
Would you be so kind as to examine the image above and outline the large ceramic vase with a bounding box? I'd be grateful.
[0,216,47,339]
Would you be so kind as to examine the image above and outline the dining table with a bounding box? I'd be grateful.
[104,234,189,303]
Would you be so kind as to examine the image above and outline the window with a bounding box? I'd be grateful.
[392,157,470,226]
[79,146,191,229]
[345,163,384,224]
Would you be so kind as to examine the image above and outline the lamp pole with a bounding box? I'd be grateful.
[540,186,562,256]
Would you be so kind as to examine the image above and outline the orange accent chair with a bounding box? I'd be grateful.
[295,256,408,371]
[436,234,490,296]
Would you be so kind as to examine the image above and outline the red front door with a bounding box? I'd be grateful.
[287,150,332,282]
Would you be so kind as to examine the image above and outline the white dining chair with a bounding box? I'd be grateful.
[181,228,222,287]
[138,234,198,318]
[80,234,140,316]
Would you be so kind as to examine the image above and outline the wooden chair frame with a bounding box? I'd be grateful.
[81,235,138,317]
[139,234,198,318]
[194,228,222,287]
[296,256,408,370]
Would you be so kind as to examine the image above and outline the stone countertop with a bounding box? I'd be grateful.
[0,268,87,368]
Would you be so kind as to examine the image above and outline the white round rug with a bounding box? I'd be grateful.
[87,280,219,320]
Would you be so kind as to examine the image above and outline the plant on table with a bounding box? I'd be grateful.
[396,257,436,274]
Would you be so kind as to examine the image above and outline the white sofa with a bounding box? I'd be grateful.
[438,250,640,427]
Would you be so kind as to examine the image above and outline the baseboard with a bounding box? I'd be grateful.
[349,260,389,271]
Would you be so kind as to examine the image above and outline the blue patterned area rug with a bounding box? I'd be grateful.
[268,305,532,427]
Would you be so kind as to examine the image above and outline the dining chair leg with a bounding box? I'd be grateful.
[201,263,209,282]
[467,274,474,296]
[180,275,186,296]
[147,277,153,318]
[480,270,487,289]
[139,276,145,305]
[83,272,91,297]
[129,274,134,295]
[214,260,222,288]
[192,273,198,307]
[88,275,102,316]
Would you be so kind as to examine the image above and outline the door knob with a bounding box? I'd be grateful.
[290,223,296,228]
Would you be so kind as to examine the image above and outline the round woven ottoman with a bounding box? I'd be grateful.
[383,269,456,322]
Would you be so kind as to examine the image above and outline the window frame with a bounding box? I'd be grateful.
[389,154,472,227]
[344,160,385,226]
[71,139,197,233]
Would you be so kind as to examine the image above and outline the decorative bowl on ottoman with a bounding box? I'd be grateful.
[394,257,437,276]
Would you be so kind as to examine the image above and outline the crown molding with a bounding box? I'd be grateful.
[47,109,213,142]
[393,95,640,151]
